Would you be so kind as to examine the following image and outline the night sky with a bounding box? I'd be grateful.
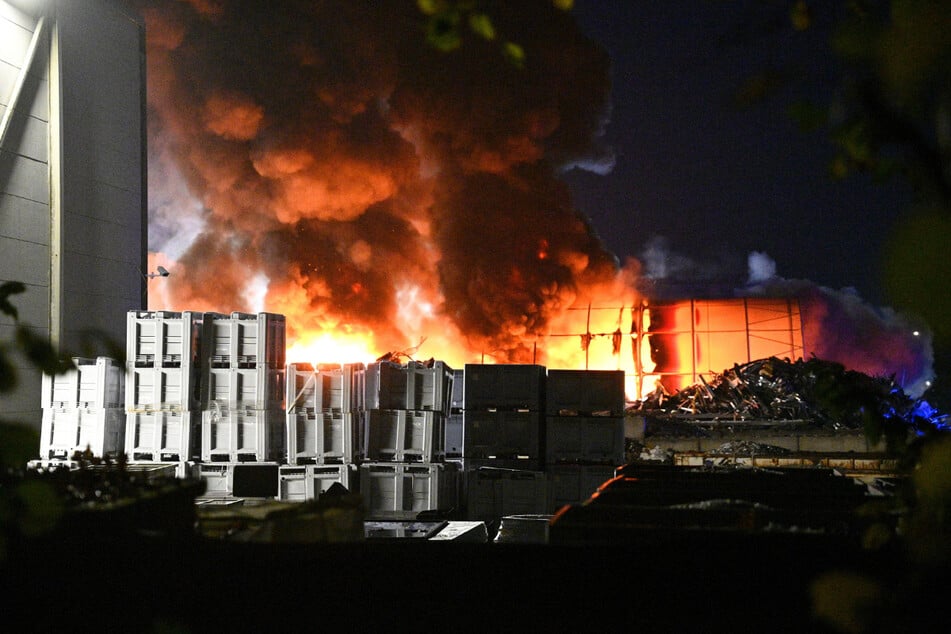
[563,1,913,305]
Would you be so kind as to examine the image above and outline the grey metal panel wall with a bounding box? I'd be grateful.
[0,2,51,427]
[56,0,145,354]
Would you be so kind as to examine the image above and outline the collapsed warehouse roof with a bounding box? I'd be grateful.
[629,356,947,434]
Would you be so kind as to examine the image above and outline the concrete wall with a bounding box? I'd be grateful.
[0,0,145,432]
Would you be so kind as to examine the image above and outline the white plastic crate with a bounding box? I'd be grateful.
[463,364,546,412]
[197,462,280,498]
[278,464,358,502]
[125,409,200,462]
[547,464,616,512]
[544,416,625,465]
[286,362,364,413]
[464,466,549,522]
[126,366,200,412]
[205,366,285,410]
[201,407,286,463]
[39,407,125,460]
[463,410,541,460]
[545,370,625,416]
[285,410,360,465]
[450,369,465,412]
[41,357,124,410]
[126,310,208,369]
[208,312,285,369]
[406,361,454,413]
[365,409,445,462]
[360,462,459,520]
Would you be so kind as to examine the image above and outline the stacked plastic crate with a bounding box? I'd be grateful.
[445,368,465,458]
[279,362,364,501]
[361,360,458,519]
[197,312,286,496]
[461,364,549,523]
[545,369,625,513]
[38,357,125,464]
[125,311,209,477]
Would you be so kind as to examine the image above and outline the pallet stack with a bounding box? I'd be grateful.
[360,360,458,519]
[38,357,125,463]
[197,312,286,493]
[278,362,364,501]
[460,364,550,523]
[544,369,625,512]
[124,311,209,477]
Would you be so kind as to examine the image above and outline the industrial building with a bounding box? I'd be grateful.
[0,0,146,428]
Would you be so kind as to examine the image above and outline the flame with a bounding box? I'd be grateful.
[286,331,378,366]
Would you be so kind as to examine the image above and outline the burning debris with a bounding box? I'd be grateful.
[630,356,947,434]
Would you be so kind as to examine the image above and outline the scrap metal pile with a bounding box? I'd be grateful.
[629,356,945,432]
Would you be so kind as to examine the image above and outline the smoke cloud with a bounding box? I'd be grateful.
[742,252,934,398]
[136,0,627,361]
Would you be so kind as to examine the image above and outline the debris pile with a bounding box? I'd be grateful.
[708,441,792,456]
[629,356,946,433]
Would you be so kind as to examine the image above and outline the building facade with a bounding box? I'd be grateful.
[0,0,146,430]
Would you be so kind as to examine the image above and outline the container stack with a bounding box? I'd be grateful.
[39,357,125,463]
[360,360,458,519]
[125,311,209,477]
[461,364,549,522]
[200,313,286,470]
[279,362,365,502]
[545,369,625,512]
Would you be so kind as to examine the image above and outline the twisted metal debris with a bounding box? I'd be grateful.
[629,356,946,433]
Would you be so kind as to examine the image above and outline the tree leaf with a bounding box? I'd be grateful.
[14,326,74,376]
[0,281,26,320]
[468,12,495,40]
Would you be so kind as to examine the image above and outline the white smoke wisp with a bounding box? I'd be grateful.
[747,251,777,284]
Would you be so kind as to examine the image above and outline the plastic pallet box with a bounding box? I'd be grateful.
[208,312,286,369]
[197,462,280,499]
[445,412,464,458]
[286,362,365,413]
[126,366,201,412]
[544,416,625,465]
[366,409,445,463]
[450,368,465,412]
[205,366,285,410]
[364,361,409,410]
[449,458,543,516]
[126,310,209,369]
[360,461,459,520]
[463,410,542,460]
[201,407,286,463]
[545,369,625,417]
[39,407,125,460]
[116,461,187,479]
[463,364,546,412]
[278,463,358,502]
[547,463,617,512]
[286,410,360,465]
[125,409,201,462]
[464,466,549,522]
[406,360,454,413]
[41,357,124,410]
